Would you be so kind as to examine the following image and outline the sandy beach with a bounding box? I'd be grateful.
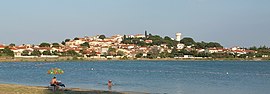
[0,84,146,94]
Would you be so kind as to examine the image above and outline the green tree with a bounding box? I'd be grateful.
[195,52,211,57]
[195,41,223,49]
[52,51,60,55]
[137,41,147,47]
[163,36,177,48]
[61,41,66,45]
[180,37,195,46]
[123,35,127,40]
[9,43,16,47]
[65,39,71,42]
[67,50,79,56]
[170,47,178,58]
[121,38,132,44]
[147,46,160,59]
[74,37,79,40]
[42,50,51,55]
[107,47,116,56]
[117,51,125,56]
[206,42,223,48]
[135,53,143,58]
[159,52,170,58]
[212,53,234,58]
[21,50,30,56]
[99,35,106,40]
[52,43,60,48]
[148,35,163,45]
[80,42,90,48]
[164,36,172,41]
[249,46,257,50]
[39,42,51,47]
[194,41,207,49]
[246,52,255,58]
[238,54,247,58]
[2,47,14,57]
[31,49,41,56]
[258,45,268,50]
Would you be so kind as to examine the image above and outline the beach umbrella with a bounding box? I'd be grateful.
[47,68,64,75]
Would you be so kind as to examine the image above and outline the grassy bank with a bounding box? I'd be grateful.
[0,84,144,94]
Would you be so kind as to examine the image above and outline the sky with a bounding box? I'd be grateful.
[0,0,269,47]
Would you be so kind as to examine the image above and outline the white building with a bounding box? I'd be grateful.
[176,33,182,41]
[177,43,185,49]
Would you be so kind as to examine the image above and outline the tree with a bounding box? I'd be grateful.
[137,41,147,47]
[123,35,127,40]
[163,36,177,48]
[249,46,257,50]
[67,50,79,56]
[31,49,41,56]
[9,43,16,47]
[195,41,223,49]
[52,43,60,48]
[148,35,163,45]
[147,46,160,59]
[39,42,50,47]
[194,41,207,49]
[74,37,79,40]
[195,52,211,57]
[258,45,268,50]
[61,41,66,45]
[42,50,51,55]
[148,33,152,39]
[52,51,60,55]
[170,47,178,58]
[121,38,132,44]
[21,50,30,56]
[99,35,106,40]
[107,47,116,56]
[159,52,170,58]
[164,36,172,41]
[206,42,223,48]
[179,49,194,55]
[180,37,195,46]
[117,51,125,56]
[65,39,71,42]
[212,53,234,58]
[80,42,90,48]
[135,53,143,58]
[1,47,14,57]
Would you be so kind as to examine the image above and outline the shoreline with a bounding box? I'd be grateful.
[0,83,147,94]
[0,57,269,62]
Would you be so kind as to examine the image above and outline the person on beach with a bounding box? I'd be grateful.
[108,80,112,90]
[50,77,58,91]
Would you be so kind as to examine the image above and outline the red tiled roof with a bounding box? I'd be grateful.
[0,45,5,48]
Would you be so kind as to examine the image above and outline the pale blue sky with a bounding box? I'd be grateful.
[0,0,269,47]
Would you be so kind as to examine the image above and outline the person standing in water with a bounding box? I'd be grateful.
[50,77,58,91]
[108,80,112,90]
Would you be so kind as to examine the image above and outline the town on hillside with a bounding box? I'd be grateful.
[0,32,270,60]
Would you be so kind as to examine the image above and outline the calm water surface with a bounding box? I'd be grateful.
[0,61,269,94]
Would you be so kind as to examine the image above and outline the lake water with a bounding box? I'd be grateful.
[0,61,269,94]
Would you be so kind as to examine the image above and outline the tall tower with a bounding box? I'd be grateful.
[145,30,148,38]
[176,33,182,41]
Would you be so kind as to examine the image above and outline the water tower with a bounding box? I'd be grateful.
[176,33,182,41]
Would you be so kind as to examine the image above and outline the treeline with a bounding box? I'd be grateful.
[122,34,223,48]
